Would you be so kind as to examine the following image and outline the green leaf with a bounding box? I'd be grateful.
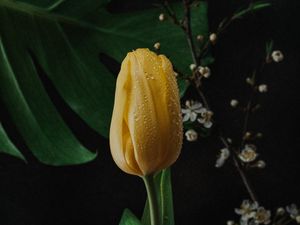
[233,1,271,19]
[119,209,142,225]
[0,0,208,164]
[177,78,190,98]
[0,36,97,165]
[142,168,175,225]
[0,124,26,161]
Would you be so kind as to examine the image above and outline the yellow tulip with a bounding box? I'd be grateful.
[109,48,183,176]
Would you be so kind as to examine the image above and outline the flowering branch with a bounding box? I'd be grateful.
[158,2,294,225]
[221,137,258,203]
[180,0,260,202]
[161,0,263,203]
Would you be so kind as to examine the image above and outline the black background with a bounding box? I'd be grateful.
[1,0,300,225]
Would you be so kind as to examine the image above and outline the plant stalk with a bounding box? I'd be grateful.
[220,136,258,203]
[142,174,160,225]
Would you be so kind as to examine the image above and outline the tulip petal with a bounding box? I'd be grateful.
[110,49,182,176]
[109,55,142,176]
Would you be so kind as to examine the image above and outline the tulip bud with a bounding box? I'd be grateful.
[110,48,183,176]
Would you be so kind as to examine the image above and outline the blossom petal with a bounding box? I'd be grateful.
[204,121,213,128]
[183,113,191,122]
[190,102,202,110]
[190,112,198,122]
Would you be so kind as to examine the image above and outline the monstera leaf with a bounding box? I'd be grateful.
[0,0,208,165]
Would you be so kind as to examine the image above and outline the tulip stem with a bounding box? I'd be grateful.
[142,174,160,225]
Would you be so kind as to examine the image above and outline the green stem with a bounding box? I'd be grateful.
[142,174,160,225]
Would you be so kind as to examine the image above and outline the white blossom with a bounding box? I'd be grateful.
[271,50,284,62]
[246,77,254,85]
[197,108,213,128]
[227,221,235,225]
[198,66,211,78]
[185,129,198,142]
[256,160,266,169]
[235,200,259,222]
[197,34,204,42]
[239,144,258,163]
[181,101,203,122]
[230,99,239,107]
[276,207,285,216]
[190,63,197,71]
[159,13,165,21]
[209,33,217,44]
[296,216,300,223]
[215,148,230,168]
[154,42,160,50]
[243,132,252,140]
[258,84,268,93]
[286,204,300,219]
[253,207,271,225]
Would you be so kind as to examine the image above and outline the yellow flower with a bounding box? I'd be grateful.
[109,48,183,176]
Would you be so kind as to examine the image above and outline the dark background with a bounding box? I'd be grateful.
[1,0,300,225]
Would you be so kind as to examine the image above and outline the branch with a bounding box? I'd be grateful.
[162,0,261,203]
[220,137,258,202]
[182,0,198,65]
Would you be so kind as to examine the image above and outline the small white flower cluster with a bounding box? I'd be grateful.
[189,64,211,78]
[238,144,258,163]
[245,77,268,93]
[198,66,211,78]
[232,200,271,225]
[237,144,266,168]
[182,101,213,127]
[182,100,213,142]
[286,204,300,223]
[229,202,300,225]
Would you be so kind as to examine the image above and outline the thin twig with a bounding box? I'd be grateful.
[182,0,198,65]
[240,81,256,147]
[163,0,198,65]
[193,82,209,109]
[199,17,234,59]
[220,137,258,203]
[240,61,266,148]
[161,0,182,26]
